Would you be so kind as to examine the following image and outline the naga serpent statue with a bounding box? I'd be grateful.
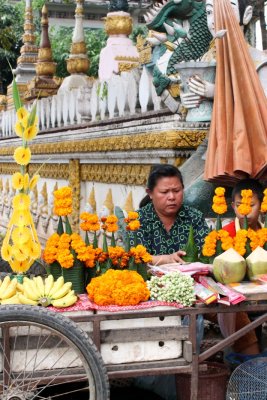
[144,0,212,99]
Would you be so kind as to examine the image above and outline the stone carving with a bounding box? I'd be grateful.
[0,130,207,157]
[69,159,80,231]
[30,184,40,226]
[50,182,59,232]
[40,182,50,233]
[3,180,11,219]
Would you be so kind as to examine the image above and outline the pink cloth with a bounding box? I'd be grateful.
[48,293,184,313]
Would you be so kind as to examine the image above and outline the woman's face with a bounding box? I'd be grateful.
[148,176,184,217]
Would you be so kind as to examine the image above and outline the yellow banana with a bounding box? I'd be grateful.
[18,293,38,306]
[0,279,2,288]
[51,294,77,308]
[48,276,65,297]
[1,294,21,305]
[33,276,45,297]
[1,279,17,300]
[0,276,11,298]
[51,282,72,300]
[16,282,24,293]
[23,277,40,300]
[44,275,54,296]
[23,281,39,301]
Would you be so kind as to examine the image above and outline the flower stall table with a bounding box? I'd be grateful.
[50,295,267,400]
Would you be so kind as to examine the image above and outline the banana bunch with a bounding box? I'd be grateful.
[18,275,78,308]
[0,276,21,304]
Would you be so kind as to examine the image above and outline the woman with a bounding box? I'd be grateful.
[133,164,209,264]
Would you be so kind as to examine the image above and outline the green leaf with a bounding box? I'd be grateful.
[27,99,37,127]
[57,216,64,235]
[102,232,108,253]
[111,232,116,247]
[93,232,98,249]
[85,231,90,246]
[12,78,23,111]
[182,225,199,262]
[65,216,72,234]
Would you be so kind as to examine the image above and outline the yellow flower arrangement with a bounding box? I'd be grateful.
[212,187,227,215]
[1,79,41,274]
[261,189,267,213]
[53,187,73,217]
[237,189,253,216]
[129,244,153,264]
[202,230,233,258]
[80,212,100,232]
[86,269,150,306]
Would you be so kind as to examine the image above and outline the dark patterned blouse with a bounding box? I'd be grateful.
[130,202,209,255]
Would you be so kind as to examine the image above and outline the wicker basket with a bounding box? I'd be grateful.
[176,362,229,400]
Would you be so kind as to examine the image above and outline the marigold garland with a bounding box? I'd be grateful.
[202,229,233,257]
[261,189,267,213]
[125,212,140,231]
[129,244,153,264]
[53,187,73,216]
[80,212,100,232]
[212,187,227,215]
[86,269,150,306]
[237,189,253,216]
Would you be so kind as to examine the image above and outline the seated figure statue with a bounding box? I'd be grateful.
[181,0,267,109]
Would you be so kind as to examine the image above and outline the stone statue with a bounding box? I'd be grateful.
[40,182,50,233]
[143,0,213,113]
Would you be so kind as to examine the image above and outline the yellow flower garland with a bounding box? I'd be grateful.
[212,187,227,215]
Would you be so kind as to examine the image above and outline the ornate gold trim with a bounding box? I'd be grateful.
[0,159,187,186]
[0,130,207,156]
[118,62,139,72]
[81,164,151,185]
[115,56,140,62]
[68,159,80,231]
[0,163,69,180]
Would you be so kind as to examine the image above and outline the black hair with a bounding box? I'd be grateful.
[139,164,184,208]
[231,178,264,202]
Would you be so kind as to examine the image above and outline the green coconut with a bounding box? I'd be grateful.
[246,246,267,280]
[213,248,246,284]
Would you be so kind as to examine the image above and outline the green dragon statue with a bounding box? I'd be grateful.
[145,0,212,96]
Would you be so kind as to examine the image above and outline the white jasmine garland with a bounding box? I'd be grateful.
[147,272,196,306]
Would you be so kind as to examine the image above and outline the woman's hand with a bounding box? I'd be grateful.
[152,251,186,265]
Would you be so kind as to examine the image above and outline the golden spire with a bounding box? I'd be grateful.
[25,4,59,100]
[66,0,90,75]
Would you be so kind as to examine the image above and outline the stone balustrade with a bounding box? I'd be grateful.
[0,68,162,137]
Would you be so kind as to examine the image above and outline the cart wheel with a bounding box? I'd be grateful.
[0,305,109,399]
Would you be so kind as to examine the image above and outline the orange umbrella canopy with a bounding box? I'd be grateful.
[204,0,267,185]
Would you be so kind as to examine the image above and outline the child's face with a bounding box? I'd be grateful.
[232,193,261,229]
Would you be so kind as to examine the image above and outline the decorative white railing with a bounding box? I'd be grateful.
[0,68,163,137]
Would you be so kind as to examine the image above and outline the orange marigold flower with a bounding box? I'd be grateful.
[86,269,150,306]
[127,211,139,220]
[128,220,141,231]
[212,187,227,215]
[261,189,267,213]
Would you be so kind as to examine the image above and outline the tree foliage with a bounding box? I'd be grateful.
[0,0,24,93]
[49,27,107,78]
